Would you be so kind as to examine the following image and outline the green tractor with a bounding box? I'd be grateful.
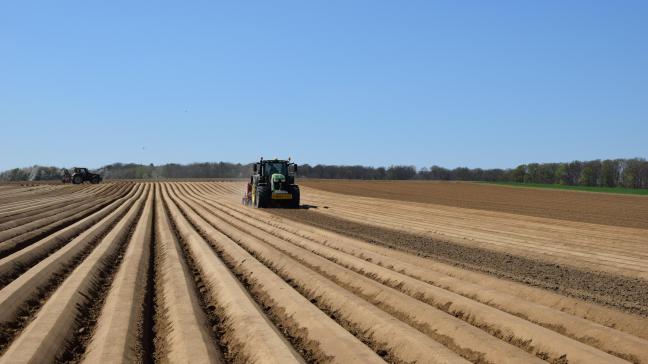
[245,158,300,208]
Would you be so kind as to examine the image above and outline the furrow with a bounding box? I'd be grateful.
[194,193,645,363]
[0,184,121,227]
[0,185,126,241]
[153,185,223,363]
[81,185,154,363]
[173,184,517,364]
[0,199,90,233]
[167,185,387,364]
[0,199,118,259]
[0,186,143,354]
[0,185,148,364]
[161,184,303,364]
[0,187,101,218]
[194,185,648,342]
[0,185,140,287]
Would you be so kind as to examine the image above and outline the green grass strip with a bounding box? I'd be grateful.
[480,182,648,196]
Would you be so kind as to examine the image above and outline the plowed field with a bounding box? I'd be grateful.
[0,181,647,364]
[301,180,648,229]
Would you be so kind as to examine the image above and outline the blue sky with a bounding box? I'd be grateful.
[1,1,646,171]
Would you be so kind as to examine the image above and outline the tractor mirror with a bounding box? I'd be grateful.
[253,164,257,172]
[294,164,298,173]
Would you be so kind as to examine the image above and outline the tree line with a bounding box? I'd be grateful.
[299,159,648,188]
[1,158,647,189]
[417,158,648,188]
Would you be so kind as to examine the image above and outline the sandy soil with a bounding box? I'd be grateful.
[295,185,648,281]
[0,181,646,364]
[273,208,648,316]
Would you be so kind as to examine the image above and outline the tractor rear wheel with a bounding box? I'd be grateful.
[72,175,83,184]
[255,185,269,208]
[290,188,300,209]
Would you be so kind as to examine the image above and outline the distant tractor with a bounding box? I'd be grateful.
[63,167,102,184]
[244,158,299,208]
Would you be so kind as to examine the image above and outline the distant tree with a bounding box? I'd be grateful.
[524,163,539,183]
[511,165,526,183]
[579,160,601,186]
[600,159,620,187]
[536,163,558,184]
[416,167,430,180]
[375,167,387,180]
[386,165,416,180]
[566,161,583,185]
[453,167,473,181]
[621,158,644,188]
[641,160,648,189]
[429,166,451,180]
[482,168,506,181]
[555,163,570,185]
[472,168,484,181]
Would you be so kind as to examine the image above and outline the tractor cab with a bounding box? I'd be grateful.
[254,159,296,191]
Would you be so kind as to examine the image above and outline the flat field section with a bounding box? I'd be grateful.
[0,181,647,364]
[301,179,648,229]
[297,181,648,281]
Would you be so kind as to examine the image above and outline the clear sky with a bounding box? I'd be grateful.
[1,1,647,171]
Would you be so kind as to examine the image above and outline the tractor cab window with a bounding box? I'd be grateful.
[265,162,287,176]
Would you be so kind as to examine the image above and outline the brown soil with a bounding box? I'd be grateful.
[272,208,648,316]
[301,180,648,229]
